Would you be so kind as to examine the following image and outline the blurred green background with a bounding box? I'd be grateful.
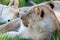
[0,0,49,7]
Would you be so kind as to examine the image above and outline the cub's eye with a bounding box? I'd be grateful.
[40,10,45,18]
[8,20,10,22]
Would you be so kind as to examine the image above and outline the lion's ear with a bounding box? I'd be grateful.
[46,3,54,9]
[35,7,41,14]
[35,7,45,18]
[8,0,19,8]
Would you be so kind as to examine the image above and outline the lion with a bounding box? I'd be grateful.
[20,1,60,31]
[0,0,19,23]
[17,1,60,33]
[19,5,59,40]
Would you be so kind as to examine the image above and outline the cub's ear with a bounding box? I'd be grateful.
[46,3,54,9]
[35,7,45,18]
[8,0,19,8]
[35,7,41,14]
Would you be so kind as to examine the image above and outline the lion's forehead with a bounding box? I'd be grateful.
[28,5,53,17]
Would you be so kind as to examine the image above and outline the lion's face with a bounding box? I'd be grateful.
[1,7,19,22]
[0,0,19,23]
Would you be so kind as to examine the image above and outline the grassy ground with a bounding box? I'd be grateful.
[0,0,60,40]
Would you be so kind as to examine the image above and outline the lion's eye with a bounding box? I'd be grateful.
[8,20,10,22]
[40,10,45,18]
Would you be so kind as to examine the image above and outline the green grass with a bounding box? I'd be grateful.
[0,33,60,40]
[0,0,60,40]
[51,33,60,40]
[0,35,31,40]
